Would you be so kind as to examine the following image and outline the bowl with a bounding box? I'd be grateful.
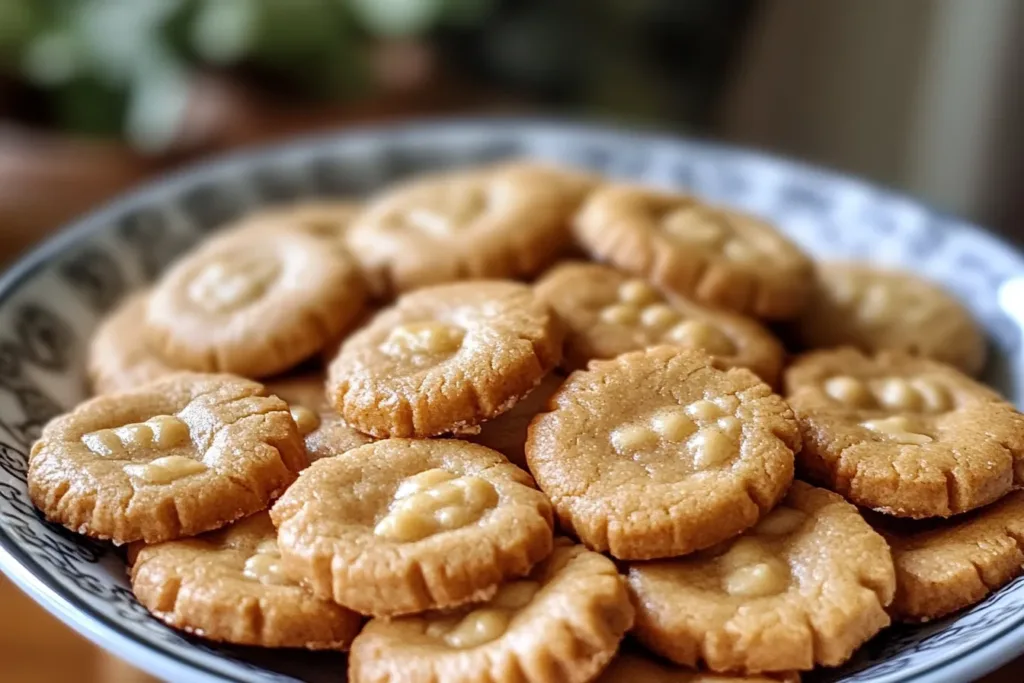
[1,119,1022,683]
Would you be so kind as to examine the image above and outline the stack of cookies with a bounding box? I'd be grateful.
[27,160,1024,682]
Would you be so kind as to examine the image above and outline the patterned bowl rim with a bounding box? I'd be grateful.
[1,116,1022,683]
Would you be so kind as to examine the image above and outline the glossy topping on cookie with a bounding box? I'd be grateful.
[270,439,554,617]
[145,224,367,377]
[87,292,180,394]
[573,185,812,319]
[28,373,307,544]
[327,281,563,438]
[526,346,798,560]
[628,482,895,673]
[796,262,986,375]
[535,262,783,383]
[785,348,1024,518]
[130,512,361,649]
[346,162,596,298]
[349,542,633,683]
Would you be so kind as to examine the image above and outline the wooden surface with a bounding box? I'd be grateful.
[1,571,1021,681]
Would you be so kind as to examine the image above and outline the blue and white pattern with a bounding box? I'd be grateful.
[0,120,1022,683]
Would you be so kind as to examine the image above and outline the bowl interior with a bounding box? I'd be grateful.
[0,120,1022,683]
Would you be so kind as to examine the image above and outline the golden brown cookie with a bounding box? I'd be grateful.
[785,348,1024,518]
[145,225,367,377]
[469,372,564,469]
[535,262,783,383]
[628,482,895,673]
[346,162,595,297]
[28,372,307,544]
[129,512,362,649]
[871,491,1024,622]
[796,262,986,375]
[348,541,633,683]
[87,292,180,394]
[327,281,563,438]
[526,346,798,560]
[597,648,799,683]
[271,438,554,617]
[573,185,812,320]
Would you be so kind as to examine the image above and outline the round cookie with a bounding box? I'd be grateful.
[327,281,563,438]
[265,371,374,461]
[469,372,565,469]
[87,292,180,394]
[627,482,895,673]
[785,348,1024,518]
[129,512,362,649]
[348,541,633,683]
[145,224,367,377]
[871,491,1024,622]
[346,162,595,297]
[796,262,986,375]
[534,262,783,383]
[270,438,554,617]
[597,649,799,683]
[525,346,798,560]
[573,185,812,320]
[29,372,307,544]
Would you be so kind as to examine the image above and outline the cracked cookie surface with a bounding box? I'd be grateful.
[327,281,563,438]
[526,346,798,560]
[348,541,633,683]
[573,185,812,320]
[270,438,554,617]
[627,482,895,673]
[29,372,307,544]
[785,348,1024,518]
[129,512,361,649]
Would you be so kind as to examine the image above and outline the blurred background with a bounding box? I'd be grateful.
[0,1,1021,681]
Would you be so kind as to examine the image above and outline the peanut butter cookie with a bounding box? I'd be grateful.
[573,185,812,320]
[535,262,783,383]
[628,482,895,673]
[145,225,367,377]
[87,292,180,394]
[327,281,563,438]
[469,372,564,469]
[597,649,799,683]
[871,491,1024,622]
[526,346,798,560]
[346,162,595,297]
[785,348,1024,518]
[796,262,986,375]
[130,512,362,649]
[348,541,633,683]
[271,439,554,617]
[29,372,307,544]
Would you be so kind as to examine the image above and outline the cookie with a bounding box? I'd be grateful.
[526,346,798,560]
[265,369,330,411]
[535,262,783,383]
[795,262,986,375]
[327,281,563,438]
[871,491,1024,622]
[346,162,595,297]
[628,482,895,673]
[271,438,554,617]
[145,224,367,377]
[87,292,179,394]
[597,649,799,683]
[246,201,362,240]
[129,512,362,649]
[468,372,564,469]
[785,348,1024,518]
[28,372,307,544]
[348,541,633,683]
[573,185,812,319]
